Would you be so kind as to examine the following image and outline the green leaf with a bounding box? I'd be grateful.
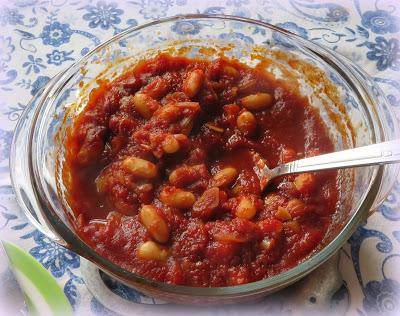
[2,240,73,316]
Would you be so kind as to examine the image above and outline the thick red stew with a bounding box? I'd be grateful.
[64,53,339,287]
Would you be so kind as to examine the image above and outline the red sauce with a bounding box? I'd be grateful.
[64,53,339,287]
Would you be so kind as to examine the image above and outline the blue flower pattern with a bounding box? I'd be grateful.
[46,49,74,66]
[137,0,172,20]
[40,21,73,47]
[83,1,123,30]
[326,6,349,22]
[21,229,80,278]
[366,37,400,71]
[22,54,46,74]
[0,1,399,314]
[219,32,254,45]
[171,20,202,35]
[30,75,50,96]
[362,10,400,35]
[0,6,24,26]
[273,21,308,47]
[363,279,400,315]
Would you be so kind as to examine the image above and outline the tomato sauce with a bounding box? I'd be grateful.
[64,53,339,287]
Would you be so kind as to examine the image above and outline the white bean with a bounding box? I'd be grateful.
[183,69,204,98]
[139,205,169,243]
[241,93,273,111]
[236,111,257,135]
[123,157,157,179]
[235,197,257,219]
[213,167,238,187]
[159,187,196,209]
[137,241,168,261]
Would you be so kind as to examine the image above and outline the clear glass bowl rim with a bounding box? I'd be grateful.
[14,14,387,297]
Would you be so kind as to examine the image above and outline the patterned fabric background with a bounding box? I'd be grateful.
[0,0,399,315]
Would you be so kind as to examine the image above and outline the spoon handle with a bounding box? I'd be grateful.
[278,139,400,175]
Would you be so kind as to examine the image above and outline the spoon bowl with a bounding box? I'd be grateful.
[254,139,400,191]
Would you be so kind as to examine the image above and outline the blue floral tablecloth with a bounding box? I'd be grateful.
[0,0,399,315]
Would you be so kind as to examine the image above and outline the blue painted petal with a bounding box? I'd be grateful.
[1,212,17,220]
[393,231,400,243]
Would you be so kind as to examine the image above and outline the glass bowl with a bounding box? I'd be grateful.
[10,14,400,304]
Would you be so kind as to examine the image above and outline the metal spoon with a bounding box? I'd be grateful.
[254,139,400,191]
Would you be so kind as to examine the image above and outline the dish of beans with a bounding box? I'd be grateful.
[64,53,339,287]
